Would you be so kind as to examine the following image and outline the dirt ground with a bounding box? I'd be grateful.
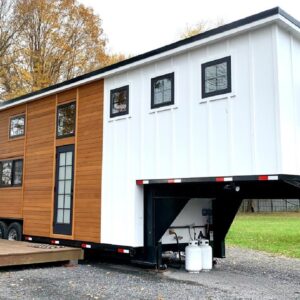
[0,246,299,299]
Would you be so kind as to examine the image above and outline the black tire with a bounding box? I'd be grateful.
[0,221,8,239]
[7,222,22,241]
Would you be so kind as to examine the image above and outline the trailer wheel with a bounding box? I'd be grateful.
[0,221,8,239]
[7,222,22,241]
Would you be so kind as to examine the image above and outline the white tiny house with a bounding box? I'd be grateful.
[0,7,299,268]
[101,7,300,253]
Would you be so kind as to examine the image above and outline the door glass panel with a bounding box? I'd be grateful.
[59,166,65,180]
[64,195,71,209]
[66,152,72,166]
[59,153,66,166]
[65,166,72,180]
[57,209,63,223]
[64,210,70,224]
[65,180,71,194]
[58,195,64,208]
[58,181,65,194]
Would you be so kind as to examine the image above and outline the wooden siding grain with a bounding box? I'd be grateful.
[0,189,23,219]
[0,80,103,243]
[23,96,56,237]
[74,81,103,243]
[0,106,25,159]
[0,105,25,219]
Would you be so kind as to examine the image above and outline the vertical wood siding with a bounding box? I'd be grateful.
[0,105,26,219]
[0,79,103,243]
[74,81,103,243]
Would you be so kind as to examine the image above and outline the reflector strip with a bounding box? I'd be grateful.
[167,179,181,183]
[136,180,149,185]
[258,175,268,181]
[51,240,60,245]
[117,248,130,254]
[81,244,92,249]
[25,237,33,241]
[268,175,278,180]
[216,177,224,182]
[224,177,233,182]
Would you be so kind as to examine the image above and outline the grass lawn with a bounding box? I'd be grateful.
[226,212,300,258]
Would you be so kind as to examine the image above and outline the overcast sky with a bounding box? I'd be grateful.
[80,0,300,56]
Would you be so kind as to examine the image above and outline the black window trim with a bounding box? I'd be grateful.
[151,72,175,109]
[9,114,26,139]
[56,101,76,139]
[201,56,232,99]
[0,158,23,188]
[110,85,129,118]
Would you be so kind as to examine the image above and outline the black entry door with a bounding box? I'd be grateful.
[53,145,74,235]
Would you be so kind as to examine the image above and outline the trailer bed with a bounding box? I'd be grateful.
[0,240,83,267]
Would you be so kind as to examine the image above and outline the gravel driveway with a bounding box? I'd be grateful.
[0,246,299,300]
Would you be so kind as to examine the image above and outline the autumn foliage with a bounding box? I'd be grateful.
[0,0,124,100]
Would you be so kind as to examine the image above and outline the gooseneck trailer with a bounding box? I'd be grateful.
[0,7,300,267]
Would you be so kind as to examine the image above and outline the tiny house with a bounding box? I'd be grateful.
[0,7,300,267]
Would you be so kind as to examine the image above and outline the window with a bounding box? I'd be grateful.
[57,102,76,138]
[0,159,23,187]
[9,114,25,138]
[151,73,174,109]
[110,86,129,118]
[201,56,231,98]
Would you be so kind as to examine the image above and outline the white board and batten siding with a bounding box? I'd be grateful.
[101,22,300,247]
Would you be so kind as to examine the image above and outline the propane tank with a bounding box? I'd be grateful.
[199,239,212,271]
[185,240,202,273]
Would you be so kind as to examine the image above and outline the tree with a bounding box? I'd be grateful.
[0,0,24,99]
[0,0,125,100]
[180,18,224,39]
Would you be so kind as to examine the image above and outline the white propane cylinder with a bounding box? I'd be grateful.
[185,240,202,273]
[199,239,213,271]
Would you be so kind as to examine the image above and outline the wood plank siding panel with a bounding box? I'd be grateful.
[0,79,103,243]
[74,81,103,243]
[23,96,56,237]
[0,105,25,158]
[0,105,26,219]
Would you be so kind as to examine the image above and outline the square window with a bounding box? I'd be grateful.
[57,102,76,138]
[0,159,23,188]
[151,73,174,109]
[9,114,25,138]
[110,86,129,118]
[202,56,231,98]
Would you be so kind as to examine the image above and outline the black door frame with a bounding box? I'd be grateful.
[53,144,75,235]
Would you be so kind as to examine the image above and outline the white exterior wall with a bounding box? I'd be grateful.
[101,24,295,247]
[276,26,300,174]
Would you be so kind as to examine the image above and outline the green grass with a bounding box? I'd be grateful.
[226,212,300,258]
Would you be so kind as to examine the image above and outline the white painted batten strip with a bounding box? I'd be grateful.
[0,16,281,112]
